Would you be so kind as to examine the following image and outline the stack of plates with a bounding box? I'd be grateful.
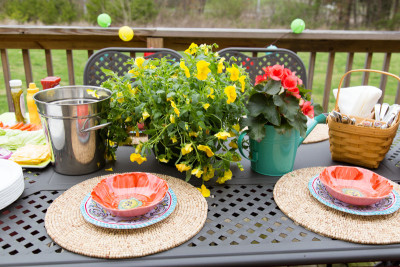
[0,159,24,210]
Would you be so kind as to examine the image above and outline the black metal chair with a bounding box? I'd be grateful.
[218,47,307,88]
[83,47,182,86]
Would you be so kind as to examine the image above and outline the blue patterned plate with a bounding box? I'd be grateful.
[80,188,177,229]
[308,175,400,216]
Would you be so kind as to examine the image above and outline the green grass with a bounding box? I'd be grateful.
[0,49,89,114]
[0,49,399,114]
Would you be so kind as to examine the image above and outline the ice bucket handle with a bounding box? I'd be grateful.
[80,117,111,133]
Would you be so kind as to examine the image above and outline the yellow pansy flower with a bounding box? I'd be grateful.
[170,114,175,123]
[224,86,237,104]
[198,184,210,198]
[216,169,232,184]
[200,44,209,55]
[202,165,215,181]
[191,168,204,178]
[87,89,99,98]
[181,143,193,155]
[196,60,211,81]
[130,153,147,164]
[229,140,238,149]
[239,75,246,92]
[233,124,241,132]
[176,163,191,172]
[170,100,177,109]
[215,131,230,140]
[135,143,143,153]
[203,103,210,110]
[174,108,180,117]
[197,145,214,157]
[185,43,198,55]
[217,57,225,73]
[207,88,215,99]
[117,92,124,103]
[180,61,190,78]
[189,131,198,137]
[158,157,169,163]
[135,57,145,68]
[232,154,241,162]
[142,111,150,120]
[170,136,177,143]
[226,65,240,81]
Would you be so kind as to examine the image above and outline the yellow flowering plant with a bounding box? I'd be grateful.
[101,43,250,195]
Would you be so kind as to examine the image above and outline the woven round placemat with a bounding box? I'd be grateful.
[303,124,329,144]
[274,167,400,244]
[45,173,208,259]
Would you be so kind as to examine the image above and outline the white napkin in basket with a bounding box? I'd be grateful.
[333,86,382,118]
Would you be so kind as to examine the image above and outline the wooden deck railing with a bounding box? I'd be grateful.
[1,26,400,112]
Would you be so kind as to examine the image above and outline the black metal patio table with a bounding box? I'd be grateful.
[1,130,400,267]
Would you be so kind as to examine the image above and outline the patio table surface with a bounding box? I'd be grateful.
[1,112,400,266]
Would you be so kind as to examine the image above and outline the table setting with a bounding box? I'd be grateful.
[1,43,400,266]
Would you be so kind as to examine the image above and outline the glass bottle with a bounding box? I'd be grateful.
[9,79,26,123]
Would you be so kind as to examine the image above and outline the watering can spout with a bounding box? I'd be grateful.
[297,113,327,146]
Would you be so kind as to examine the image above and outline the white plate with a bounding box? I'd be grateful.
[0,159,23,191]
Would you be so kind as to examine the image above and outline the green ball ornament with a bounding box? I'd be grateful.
[97,13,111,27]
[291,19,305,34]
[119,26,134,42]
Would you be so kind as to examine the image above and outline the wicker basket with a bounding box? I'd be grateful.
[328,69,400,169]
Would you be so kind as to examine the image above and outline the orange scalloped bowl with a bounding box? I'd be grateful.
[91,172,169,217]
[319,166,393,206]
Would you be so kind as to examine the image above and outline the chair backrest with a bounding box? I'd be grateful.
[83,47,182,86]
[218,47,307,88]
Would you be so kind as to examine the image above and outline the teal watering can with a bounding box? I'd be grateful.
[238,113,327,176]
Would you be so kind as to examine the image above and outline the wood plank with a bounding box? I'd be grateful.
[45,49,54,76]
[1,49,13,112]
[343,52,354,87]
[307,52,316,91]
[88,50,94,58]
[147,37,164,48]
[396,72,400,105]
[0,27,400,52]
[66,50,75,85]
[379,53,392,103]
[323,52,335,112]
[22,49,33,87]
[362,52,373,85]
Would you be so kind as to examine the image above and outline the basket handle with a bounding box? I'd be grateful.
[335,69,400,112]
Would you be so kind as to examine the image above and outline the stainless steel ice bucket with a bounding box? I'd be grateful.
[33,86,111,175]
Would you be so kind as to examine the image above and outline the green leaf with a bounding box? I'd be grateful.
[287,112,308,137]
[263,80,281,95]
[313,103,324,116]
[101,68,115,77]
[247,93,268,117]
[241,116,266,141]
[262,97,281,126]
[273,95,299,121]
[185,170,192,182]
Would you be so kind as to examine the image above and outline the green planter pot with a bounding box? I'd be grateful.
[238,114,326,176]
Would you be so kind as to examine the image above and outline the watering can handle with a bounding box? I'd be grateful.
[238,131,257,162]
[297,113,327,146]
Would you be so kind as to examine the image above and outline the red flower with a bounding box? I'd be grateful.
[282,68,293,81]
[297,77,303,86]
[287,87,301,99]
[255,74,268,86]
[300,101,314,118]
[281,75,298,90]
[262,66,272,78]
[269,65,284,81]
